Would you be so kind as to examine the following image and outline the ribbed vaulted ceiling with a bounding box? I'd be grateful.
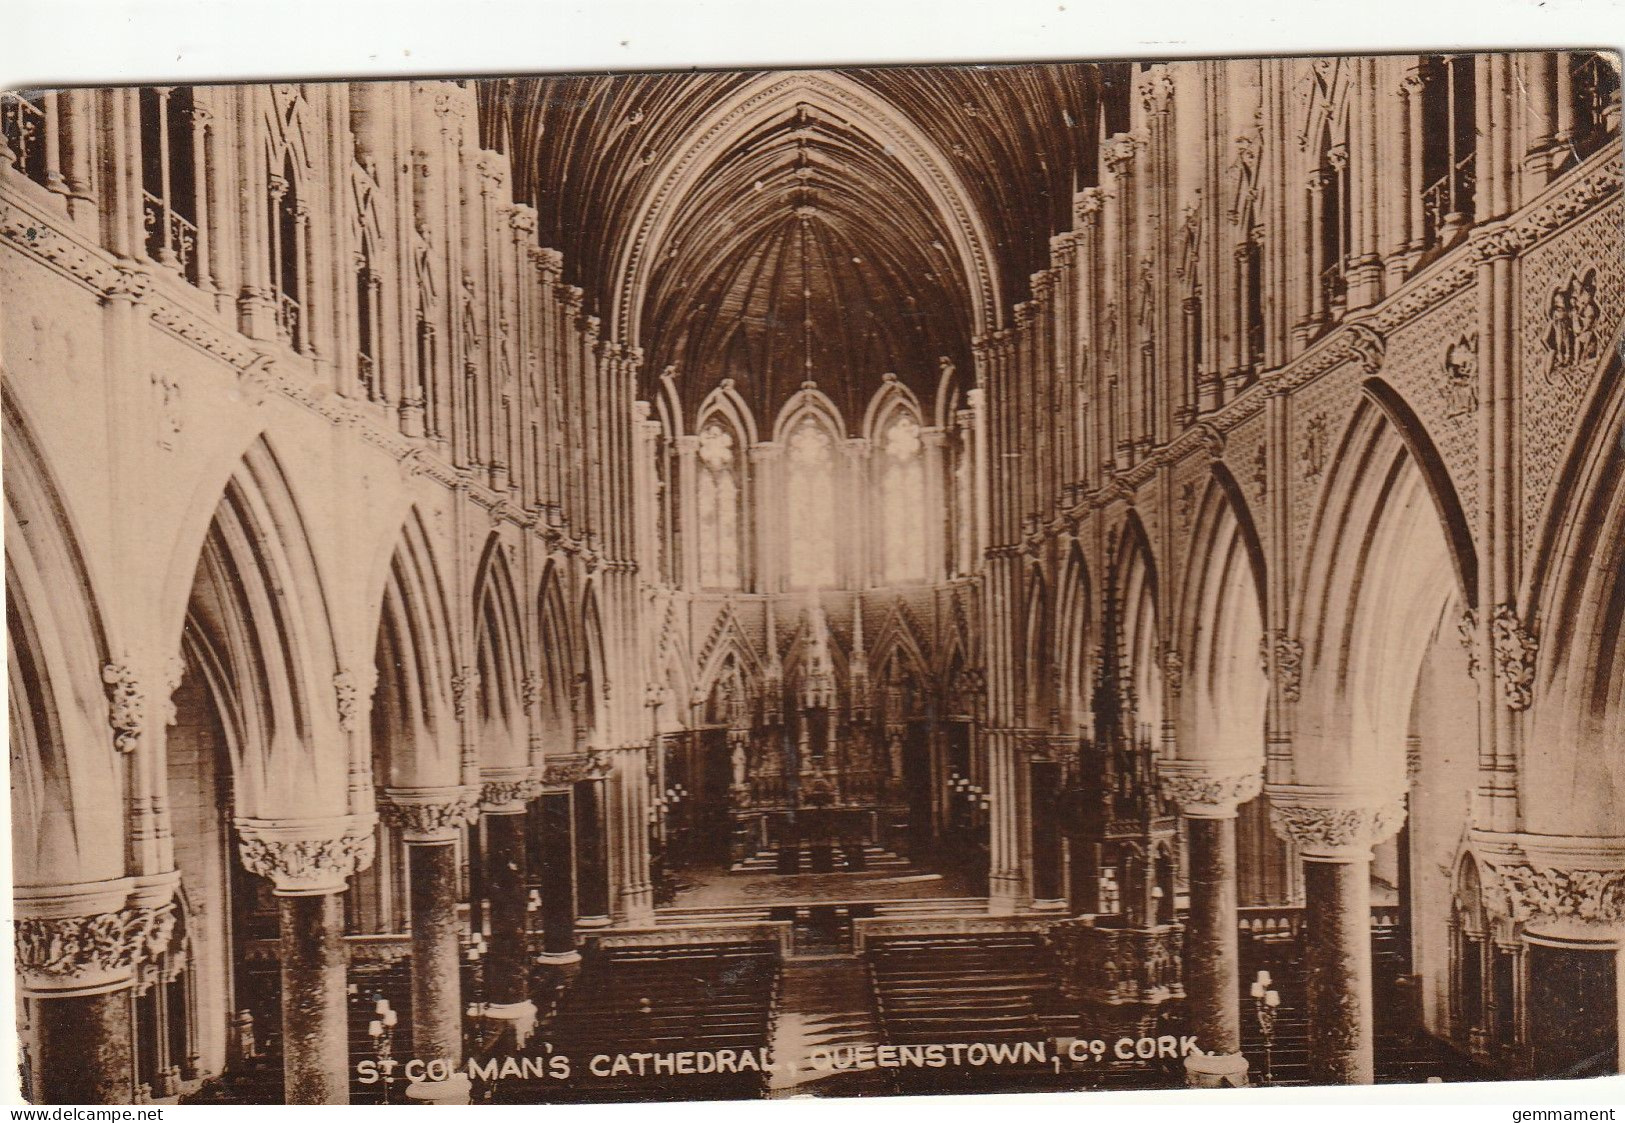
[479,63,1113,430]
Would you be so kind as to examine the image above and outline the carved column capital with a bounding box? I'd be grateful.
[1474,833,1625,938]
[380,786,479,843]
[1497,865,1625,935]
[13,876,180,996]
[479,768,540,814]
[234,815,377,895]
[1265,786,1406,861]
[1160,759,1263,818]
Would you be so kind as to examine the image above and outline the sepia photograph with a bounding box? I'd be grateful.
[2,30,1622,1108]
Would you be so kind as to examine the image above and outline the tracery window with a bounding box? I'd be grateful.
[139,87,203,285]
[1567,51,1621,164]
[0,93,48,187]
[1309,131,1350,322]
[880,413,927,583]
[355,231,381,399]
[269,153,308,352]
[1419,55,1477,248]
[787,419,837,589]
[696,422,742,590]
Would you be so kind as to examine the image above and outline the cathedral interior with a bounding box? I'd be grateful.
[2,53,1622,1104]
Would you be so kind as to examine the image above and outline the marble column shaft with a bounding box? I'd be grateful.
[574,780,610,921]
[33,990,135,1104]
[484,810,530,1006]
[1303,858,1375,1085]
[278,892,350,1104]
[408,840,463,1066]
[1267,791,1404,1086]
[540,792,578,957]
[1187,815,1243,1056]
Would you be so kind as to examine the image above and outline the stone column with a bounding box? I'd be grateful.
[14,879,178,1104]
[537,790,580,963]
[1477,836,1625,1077]
[613,746,656,924]
[1267,789,1406,1085]
[478,778,537,1047]
[575,778,611,926]
[1163,762,1263,1088]
[235,817,375,1105]
[382,788,479,1104]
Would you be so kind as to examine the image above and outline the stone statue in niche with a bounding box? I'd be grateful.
[1300,412,1329,482]
[1542,268,1602,384]
[1441,334,1479,419]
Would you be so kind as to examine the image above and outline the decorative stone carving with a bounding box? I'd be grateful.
[1176,480,1196,531]
[1162,646,1184,697]
[1299,412,1329,482]
[152,372,182,450]
[521,673,543,716]
[1539,268,1602,386]
[1266,792,1406,860]
[102,663,144,753]
[480,773,540,812]
[1498,865,1625,929]
[1160,761,1262,818]
[1269,632,1304,703]
[450,665,479,723]
[333,669,362,733]
[234,817,378,895]
[1102,135,1137,174]
[1344,322,1385,375]
[1489,604,1537,710]
[1049,918,1184,1008]
[15,903,176,993]
[540,748,613,787]
[1441,334,1479,418]
[160,655,185,726]
[381,787,479,842]
[1457,607,1480,679]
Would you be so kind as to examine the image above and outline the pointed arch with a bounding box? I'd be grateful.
[773,383,847,443]
[1023,563,1053,727]
[693,604,765,704]
[180,435,345,819]
[370,507,458,787]
[778,389,845,589]
[613,69,1002,348]
[1178,471,1269,763]
[1114,511,1163,733]
[1525,338,1625,836]
[695,379,760,448]
[535,559,577,750]
[1295,398,1462,787]
[862,375,924,441]
[1361,378,1478,606]
[579,583,609,744]
[870,599,933,692]
[869,379,930,585]
[4,390,120,889]
[1054,539,1095,731]
[694,386,751,592]
[472,535,527,771]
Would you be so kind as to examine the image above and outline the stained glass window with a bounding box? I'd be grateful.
[787,419,837,588]
[697,422,740,589]
[881,414,927,583]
